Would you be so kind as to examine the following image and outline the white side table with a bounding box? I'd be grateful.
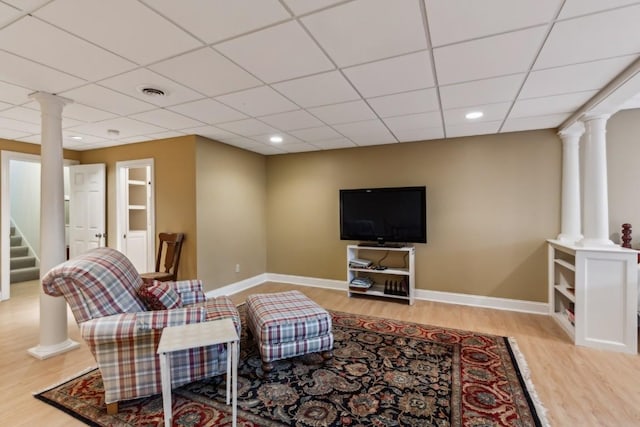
[157,317,239,427]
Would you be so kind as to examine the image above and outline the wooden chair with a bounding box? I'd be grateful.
[140,232,184,283]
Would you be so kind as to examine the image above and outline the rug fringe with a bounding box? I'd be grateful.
[507,338,551,427]
[32,366,97,396]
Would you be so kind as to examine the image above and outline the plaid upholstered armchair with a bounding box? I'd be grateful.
[42,247,240,414]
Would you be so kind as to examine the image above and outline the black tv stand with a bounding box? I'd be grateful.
[358,242,406,248]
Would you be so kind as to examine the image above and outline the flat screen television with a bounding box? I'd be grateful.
[339,186,427,245]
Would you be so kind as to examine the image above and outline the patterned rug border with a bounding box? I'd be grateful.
[33,309,550,427]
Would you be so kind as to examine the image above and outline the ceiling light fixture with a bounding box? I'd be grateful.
[465,111,484,120]
[270,135,283,143]
[137,85,167,97]
[107,129,120,137]
[70,135,83,140]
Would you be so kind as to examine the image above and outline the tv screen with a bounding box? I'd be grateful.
[340,186,427,245]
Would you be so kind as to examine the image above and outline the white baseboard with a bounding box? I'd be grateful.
[206,273,549,315]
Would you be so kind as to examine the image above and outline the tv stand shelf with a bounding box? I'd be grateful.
[347,244,415,305]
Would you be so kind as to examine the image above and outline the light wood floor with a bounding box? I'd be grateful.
[1,280,639,426]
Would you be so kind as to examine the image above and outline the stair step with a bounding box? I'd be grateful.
[10,256,36,269]
[10,246,28,257]
[10,235,22,247]
[10,226,15,236]
[10,266,40,283]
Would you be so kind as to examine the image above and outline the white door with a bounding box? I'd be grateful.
[116,159,154,273]
[68,164,106,258]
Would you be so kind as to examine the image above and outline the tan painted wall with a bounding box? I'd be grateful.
[78,136,198,280]
[195,137,267,290]
[266,130,561,302]
[607,108,640,245]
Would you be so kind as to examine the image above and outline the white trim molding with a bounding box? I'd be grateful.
[207,273,548,315]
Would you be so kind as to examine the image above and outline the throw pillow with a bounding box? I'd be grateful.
[137,281,182,311]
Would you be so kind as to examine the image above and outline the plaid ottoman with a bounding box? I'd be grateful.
[246,290,334,373]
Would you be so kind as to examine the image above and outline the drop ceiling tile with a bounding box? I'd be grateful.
[0,116,40,133]
[215,86,298,117]
[332,119,396,144]
[308,100,376,125]
[62,131,108,144]
[0,129,31,140]
[99,68,203,107]
[215,21,333,83]
[218,136,267,150]
[344,51,434,98]
[511,91,597,118]
[0,80,32,105]
[145,130,186,140]
[536,5,640,69]
[434,26,548,85]
[426,0,561,47]
[115,136,148,144]
[446,121,502,138]
[289,126,343,142]
[559,0,640,19]
[130,109,203,130]
[310,138,357,150]
[282,0,345,15]
[368,88,439,118]
[0,106,40,123]
[61,85,155,115]
[439,74,526,110]
[0,3,22,27]
[250,145,287,155]
[0,101,12,111]
[60,103,118,122]
[272,71,360,108]
[34,0,201,65]
[150,48,261,97]
[443,102,511,126]
[302,0,427,67]
[3,0,50,12]
[168,98,247,124]
[520,56,637,98]
[259,110,323,130]
[384,112,442,132]
[502,113,569,133]
[0,16,135,81]
[69,117,166,139]
[280,143,319,153]
[216,118,279,136]
[393,126,444,142]
[181,125,236,141]
[143,0,290,44]
[0,50,84,93]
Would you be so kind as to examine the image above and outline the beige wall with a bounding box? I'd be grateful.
[79,136,198,280]
[195,137,267,290]
[266,130,561,302]
[607,108,640,245]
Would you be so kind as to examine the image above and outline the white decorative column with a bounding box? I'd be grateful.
[579,114,614,247]
[557,123,584,243]
[27,92,79,359]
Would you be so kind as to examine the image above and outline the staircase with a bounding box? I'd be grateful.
[10,225,39,283]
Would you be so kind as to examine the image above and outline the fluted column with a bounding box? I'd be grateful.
[27,92,79,359]
[557,123,584,243]
[578,114,614,247]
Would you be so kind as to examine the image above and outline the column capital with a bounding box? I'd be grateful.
[29,92,73,112]
[558,122,585,139]
[582,112,610,123]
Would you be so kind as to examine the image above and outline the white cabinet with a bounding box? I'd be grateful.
[548,239,638,354]
[346,245,415,305]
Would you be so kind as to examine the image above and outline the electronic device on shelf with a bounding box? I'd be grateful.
[348,258,372,268]
[349,277,374,288]
[339,186,427,245]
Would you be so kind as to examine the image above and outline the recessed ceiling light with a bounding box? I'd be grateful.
[137,85,167,97]
[107,129,120,137]
[465,111,484,120]
[270,135,283,143]
[70,135,83,140]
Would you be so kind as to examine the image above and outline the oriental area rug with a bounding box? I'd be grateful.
[35,309,549,426]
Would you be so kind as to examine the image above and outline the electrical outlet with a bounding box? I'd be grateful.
[235,264,240,273]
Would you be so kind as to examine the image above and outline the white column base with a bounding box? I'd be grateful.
[27,339,80,360]
[576,237,615,248]
[557,233,583,244]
